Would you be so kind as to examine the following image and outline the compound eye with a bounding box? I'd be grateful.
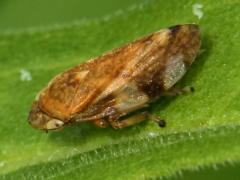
[46,119,64,130]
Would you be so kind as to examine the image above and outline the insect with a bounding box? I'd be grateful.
[28,24,201,131]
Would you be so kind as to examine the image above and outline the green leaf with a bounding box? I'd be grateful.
[0,0,239,179]
[0,0,145,31]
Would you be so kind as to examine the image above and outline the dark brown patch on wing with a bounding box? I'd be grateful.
[169,24,181,35]
[135,24,200,99]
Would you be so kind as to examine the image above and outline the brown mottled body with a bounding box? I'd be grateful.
[28,24,201,130]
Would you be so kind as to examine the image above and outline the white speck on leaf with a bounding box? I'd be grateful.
[148,132,158,138]
[20,69,32,81]
[192,3,204,19]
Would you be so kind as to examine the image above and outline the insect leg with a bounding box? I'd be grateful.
[91,118,109,128]
[162,86,194,96]
[108,112,148,129]
[148,114,166,128]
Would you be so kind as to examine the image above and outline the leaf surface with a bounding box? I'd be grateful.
[0,0,240,179]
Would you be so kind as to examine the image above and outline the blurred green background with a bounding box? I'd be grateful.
[0,0,239,179]
[0,0,144,31]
